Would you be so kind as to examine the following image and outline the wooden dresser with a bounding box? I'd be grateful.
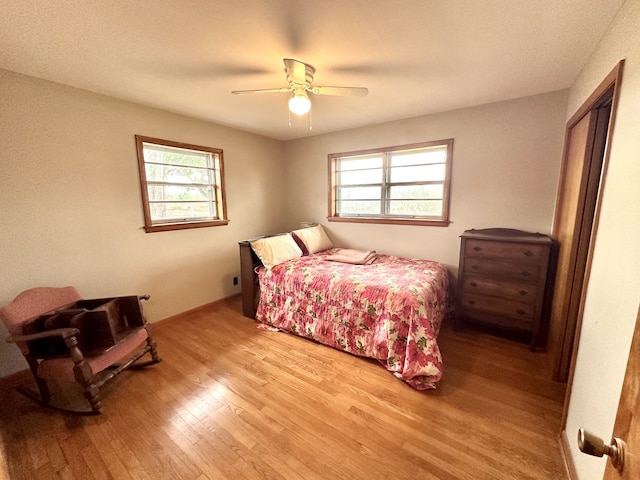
[455,228,555,350]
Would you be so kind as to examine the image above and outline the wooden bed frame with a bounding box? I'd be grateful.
[239,235,287,319]
[238,240,259,319]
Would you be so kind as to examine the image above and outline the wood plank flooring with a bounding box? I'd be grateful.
[0,296,568,479]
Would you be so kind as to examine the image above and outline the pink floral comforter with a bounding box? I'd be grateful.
[255,249,449,389]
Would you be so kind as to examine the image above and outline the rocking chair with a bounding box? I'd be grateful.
[0,286,161,414]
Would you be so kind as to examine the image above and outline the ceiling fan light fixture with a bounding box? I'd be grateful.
[288,90,311,115]
[232,59,368,121]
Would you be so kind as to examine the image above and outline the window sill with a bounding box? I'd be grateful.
[144,219,229,233]
[327,216,450,227]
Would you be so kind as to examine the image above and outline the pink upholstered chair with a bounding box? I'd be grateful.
[1,286,160,414]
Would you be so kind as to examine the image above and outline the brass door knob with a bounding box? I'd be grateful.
[578,428,625,471]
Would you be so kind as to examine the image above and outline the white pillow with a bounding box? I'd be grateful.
[250,234,303,269]
[291,224,333,254]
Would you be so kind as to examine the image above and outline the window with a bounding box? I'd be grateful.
[135,135,228,233]
[328,139,453,226]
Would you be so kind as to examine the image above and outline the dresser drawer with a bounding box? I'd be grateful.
[460,292,535,322]
[461,275,538,303]
[464,239,546,264]
[456,307,533,332]
[463,257,542,282]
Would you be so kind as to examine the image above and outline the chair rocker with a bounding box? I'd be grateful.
[0,286,161,414]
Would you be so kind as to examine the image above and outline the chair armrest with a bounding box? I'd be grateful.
[6,327,81,343]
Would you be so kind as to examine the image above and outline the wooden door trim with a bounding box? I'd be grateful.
[565,61,624,129]
[559,59,624,423]
[558,60,624,476]
[549,63,624,384]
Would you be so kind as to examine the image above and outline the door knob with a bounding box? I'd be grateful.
[578,428,625,471]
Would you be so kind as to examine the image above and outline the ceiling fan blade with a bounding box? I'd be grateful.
[283,58,314,84]
[309,86,369,96]
[231,87,292,95]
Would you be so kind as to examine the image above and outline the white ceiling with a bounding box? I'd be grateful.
[0,0,624,141]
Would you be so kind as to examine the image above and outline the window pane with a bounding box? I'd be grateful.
[389,164,445,183]
[339,168,382,185]
[150,201,216,221]
[339,156,383,171]
[329,139,452,225]
[388,200,443,216]
[145,163,212,184]
[136,135,228,232]
[390,148,447,167]
[147,185,213,202]
[338,186,381,200]
[389,184,443,200]
[337,200,381,215]
[143,145,211,168]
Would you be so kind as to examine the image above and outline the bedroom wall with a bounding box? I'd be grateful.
[563,0,640,478]
[283,90,568,275]
[0,69,286,378]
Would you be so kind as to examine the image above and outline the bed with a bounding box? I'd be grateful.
[238,225,450,390]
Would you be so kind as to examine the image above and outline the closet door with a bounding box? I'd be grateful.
[548,98,611,382]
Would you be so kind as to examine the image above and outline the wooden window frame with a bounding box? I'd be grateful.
[135,135,229,233]
[328,139,453,227]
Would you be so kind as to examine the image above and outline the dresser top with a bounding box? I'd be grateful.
[460,228,554,244]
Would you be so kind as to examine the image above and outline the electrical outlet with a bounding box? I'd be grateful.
[233,276,238,286]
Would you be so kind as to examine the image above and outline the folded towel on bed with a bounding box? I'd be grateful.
[325,248,379,265]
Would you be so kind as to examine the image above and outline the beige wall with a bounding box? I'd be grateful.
[0,69,287,377]
[564,0,640,478]
[283,90,568,274]
[0,71,570,382]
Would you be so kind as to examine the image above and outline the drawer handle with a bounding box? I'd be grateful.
[473,246,482,251]
[521,271,531,277]
[471,265,480,270]
[516,309,526,315]
[469,282,478,287]
[523,250,533,257]
[519,290,528,296]
[467,300,476,305]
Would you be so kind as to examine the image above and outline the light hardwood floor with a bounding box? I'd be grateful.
[0,296,567,479]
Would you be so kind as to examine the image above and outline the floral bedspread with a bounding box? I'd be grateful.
[255,249,450,389]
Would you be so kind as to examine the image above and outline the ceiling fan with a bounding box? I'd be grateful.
[231,58,368,116]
